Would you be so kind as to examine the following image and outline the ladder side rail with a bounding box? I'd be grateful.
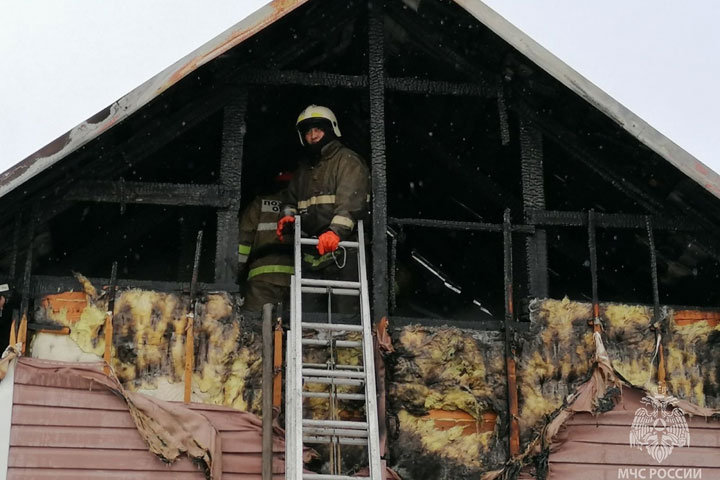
[300,238,360,249]
[357,220,383,479]
[292,216,304,480]
[285,275,297,480]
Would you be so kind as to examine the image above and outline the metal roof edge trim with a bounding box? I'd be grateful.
[0,0,308,200]
[454,0,720,200]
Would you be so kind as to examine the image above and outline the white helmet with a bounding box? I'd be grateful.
[296,105,342,145]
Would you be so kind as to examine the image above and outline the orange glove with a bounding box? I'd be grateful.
[317,230,340,255]
[276,215,295,241]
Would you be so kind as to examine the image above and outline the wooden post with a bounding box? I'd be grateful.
[184,231,203,403]
[103,262,118,375]
[272,311,283,409]
[502,210,520,457]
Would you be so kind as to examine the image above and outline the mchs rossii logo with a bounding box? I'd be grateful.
[630,395,690,463]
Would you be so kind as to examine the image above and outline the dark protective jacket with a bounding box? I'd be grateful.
[238,194,293,286]
[282,139,370,240]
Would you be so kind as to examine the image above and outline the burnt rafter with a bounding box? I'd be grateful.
[384,2,500,88]
[55,86,235,200]
[92,89,233,182]
[516,101,720,258]
[65,181,237,208]
[513,100,664,214]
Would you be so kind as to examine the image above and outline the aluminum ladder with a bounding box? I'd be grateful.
[285,216,382,480]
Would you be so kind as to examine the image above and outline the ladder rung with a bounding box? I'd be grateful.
[303,363,363,370]
[303,368,365,379]
[302,377,364,386]
[301,286,360,296]
[302,322,363,332]
[301,278,361,289]
[302,339,362,348]
[302,392,366,401]
[302,436,368,447]
[300,238,360,248]
[303,419,367,429]
[303,427,368,438]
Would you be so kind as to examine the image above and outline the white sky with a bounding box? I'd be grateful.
[0,0,718,174]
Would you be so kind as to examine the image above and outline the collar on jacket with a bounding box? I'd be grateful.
[320,139,343,159]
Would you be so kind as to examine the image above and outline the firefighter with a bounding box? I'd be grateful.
[276,105,370,313]
[238,173,294,311]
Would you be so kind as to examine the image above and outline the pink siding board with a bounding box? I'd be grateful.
[549,442,720,468]
[549,388,720,478]
[13,383,127,411]
[7,469,284,480]
[554,423,720,447]
[10,425,148,450]
[8,446,201,471]
[12,404,137,428]
[9,358,285,479]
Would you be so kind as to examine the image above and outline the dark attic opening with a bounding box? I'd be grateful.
[1,0,720,346]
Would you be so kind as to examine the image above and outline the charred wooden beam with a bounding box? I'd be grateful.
[527,209,697,231]
[234,68,493,97]
[645,217,661,328]
[215,91,248,284]
[389,217,534,234]
[369,1,388,320]
[502,210,520,456]
[29,274,238,297]
[587,210,601,327]
[9,213,22,280]
[519,116,549,298]
[66,181,236,208]
[237,68,367,89]
[385,77,490,96]
[389,316,530,332]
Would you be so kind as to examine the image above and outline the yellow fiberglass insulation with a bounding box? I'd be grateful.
[519,300,665,442]
[31,287,265,415]
[602,304,657,389]
[387,326,507,478]
[397,410,493,468]
[517,298,595,441]
[665,312,720,408]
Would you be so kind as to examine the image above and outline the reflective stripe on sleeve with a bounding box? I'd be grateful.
[238,254,249,263]
[247,265,295,279]
[257,222,277,231]
[298,195,336,209]
[331,215,355,229]
[238,244,252,255]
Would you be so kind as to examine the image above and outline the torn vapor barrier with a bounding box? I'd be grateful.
[30,286,264,414]
[386,325,507,479]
